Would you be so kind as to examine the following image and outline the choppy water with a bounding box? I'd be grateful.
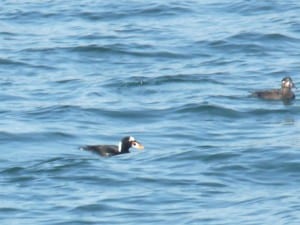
[1,1,300,224]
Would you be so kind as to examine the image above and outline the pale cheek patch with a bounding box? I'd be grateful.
[131,141,144,149]
[285,81,291,87]
[118,141,122,152]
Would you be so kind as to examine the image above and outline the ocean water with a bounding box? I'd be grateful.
[1,0,300,224]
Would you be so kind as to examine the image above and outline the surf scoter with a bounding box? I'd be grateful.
[251,76,296,100]
[81,136,144,157]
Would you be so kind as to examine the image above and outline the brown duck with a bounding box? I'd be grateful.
[252,76,295,100]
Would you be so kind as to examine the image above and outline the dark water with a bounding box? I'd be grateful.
[1,0,300,224]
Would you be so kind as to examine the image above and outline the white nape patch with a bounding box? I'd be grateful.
[118,141,122,152]
[129,136,135,142]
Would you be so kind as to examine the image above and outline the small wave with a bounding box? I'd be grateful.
[201,152,241,163]
[32,157,92,173]
[2,9,68,23]
[132,2,195,17]
[0,94,27,102]
[199,31,299,56]
[1,166,24,174]
[0,207,25,213]
[175,102,243,118]
[245,107,295,116]
[229,32,299,43]
[51,78,83,85]
[79,2,194,21]
[0,58,29,66]
[0,57,56,70]
[208,39,267,55]
[219,1,296,15]
[69,44,186,59]
[71,203,109,213]
[103,74,224,88]
[19,43,187,60]
[0,31,15,36]
[24,105,83,118]
[0,131,76,144]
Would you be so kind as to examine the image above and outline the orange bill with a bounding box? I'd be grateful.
[131,141,144,150]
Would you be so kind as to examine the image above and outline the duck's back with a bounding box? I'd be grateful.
[82,145,120,157]
[252,89,282,100]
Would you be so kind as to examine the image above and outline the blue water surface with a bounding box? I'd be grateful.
[1,0,300,224]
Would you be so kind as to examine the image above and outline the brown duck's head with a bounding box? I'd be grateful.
[281,76,295,89]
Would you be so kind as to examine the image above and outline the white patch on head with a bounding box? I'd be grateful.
[282,80,292,88]
[118,141,122,152]
[129,136,135,142]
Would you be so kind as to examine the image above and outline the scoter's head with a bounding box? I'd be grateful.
[281,76,295,89]
[118,136,144,153]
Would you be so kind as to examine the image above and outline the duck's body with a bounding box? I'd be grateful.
[82,136,144,157]
[252,88,295,100]
[252,77,295,100]
[83,145,125,157]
